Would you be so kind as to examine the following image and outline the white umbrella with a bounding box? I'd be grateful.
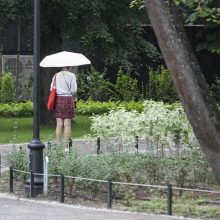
[40,51,91,67]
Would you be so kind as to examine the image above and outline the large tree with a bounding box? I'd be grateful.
[144,0,220,183]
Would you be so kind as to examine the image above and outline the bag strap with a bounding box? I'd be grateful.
[52,74,57,88]
[62,71,73,95]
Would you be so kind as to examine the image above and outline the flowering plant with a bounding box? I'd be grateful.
[90,100,200,153]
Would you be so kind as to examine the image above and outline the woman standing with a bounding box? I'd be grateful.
[50,66,77,149]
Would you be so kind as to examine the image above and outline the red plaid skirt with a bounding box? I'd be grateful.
[55,96,75,119]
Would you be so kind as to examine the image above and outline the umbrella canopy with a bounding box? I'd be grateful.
[40,51,91,67]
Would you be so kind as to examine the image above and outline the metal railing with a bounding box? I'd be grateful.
[1,165,220,216]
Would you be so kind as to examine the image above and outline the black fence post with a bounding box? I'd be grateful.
[60,174,64,203]
[68,139,72,151]
[167,183,173,215]
[97,137,101,154]
[135,136,138,150]
[107,179,112,209]
[30,172,34,197]
[9,167,13,193]
[47,140,51,149]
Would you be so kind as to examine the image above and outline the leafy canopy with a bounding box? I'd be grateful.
[130,0,220,54]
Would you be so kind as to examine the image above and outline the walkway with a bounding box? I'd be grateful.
[0,193,200,220]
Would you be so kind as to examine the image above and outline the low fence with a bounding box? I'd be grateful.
[1,164,220,216]
[0,139,218,218]
[47,136,193,157]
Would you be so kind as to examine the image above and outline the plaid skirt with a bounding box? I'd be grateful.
[55,96,75,119]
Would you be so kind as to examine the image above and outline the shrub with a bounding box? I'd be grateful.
[111,68,139,101]
[7,142,216,192]
[77,67,140,102]
[0,72,16,103]
[90,100,196,151]
[43,147,217,188]
[0,101,33,117]
[76,100,118,115]
[77,67,113,101]
[7,146,28,181]
[76,100,144,115]
[0,100,144,117]
[147,65,178,103]
[90,108,141,149]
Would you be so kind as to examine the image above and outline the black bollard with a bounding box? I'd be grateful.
[60,174,64,203]
[97,137,101,154]
[167,183,173,215]
[135,136,138,150]
[68,138,72,151]
[107,179,112,209]
[9,167,13,193]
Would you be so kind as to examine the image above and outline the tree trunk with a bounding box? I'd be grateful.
[144,0,220,183]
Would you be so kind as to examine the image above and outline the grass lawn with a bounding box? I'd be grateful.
[0,115,92,144]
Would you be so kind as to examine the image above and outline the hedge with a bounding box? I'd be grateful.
[0,100,144,117]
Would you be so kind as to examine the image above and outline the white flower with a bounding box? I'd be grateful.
[90,100,199,153]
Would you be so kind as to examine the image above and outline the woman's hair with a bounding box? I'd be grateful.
[62,66,71,70]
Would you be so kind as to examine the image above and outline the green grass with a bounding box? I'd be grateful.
[128,196,220,218]
[0,115,92,144]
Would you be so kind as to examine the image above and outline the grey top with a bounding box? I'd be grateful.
[50,71,77,96]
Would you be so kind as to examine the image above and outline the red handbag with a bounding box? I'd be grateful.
[47,75,57,111]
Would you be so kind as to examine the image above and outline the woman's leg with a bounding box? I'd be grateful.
[56,118,64,144]
[64,118,72,147]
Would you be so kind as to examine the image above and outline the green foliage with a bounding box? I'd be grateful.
[173,195,220,218]
[123,190,135,206]
[44,144,66,175]
[76,100,118,115]
[146,65,178,102]
[0,72,16,103]
[175,0,220,54]
[131,0,220,25]
[175,0,220,25]
[0,101,33,117]
[23,74,33,100]
[69,0,160,70]
[130,0,220,54]
[0,0,161,73]
[0,99,144,117]
[77,67,113,101]
[111,68,139,102]
[130,0,145,10]
[0,1,33,50]
[42,147,216,190]
[7,146,28,181]
[77,67,140,102]
[130,195,220,218]
[134,198,166,214]
[0,0,32,24]
[209,75,220,103]
[76,100,144,115]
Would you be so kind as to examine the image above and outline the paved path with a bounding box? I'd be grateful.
[0,138,191,168]
[0,193,200,220]
[0,138,141,169]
